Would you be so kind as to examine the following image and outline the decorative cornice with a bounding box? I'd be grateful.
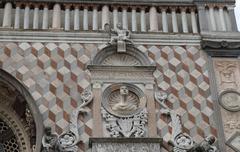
[0,31,201,45]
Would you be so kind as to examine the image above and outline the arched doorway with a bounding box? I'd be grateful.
[0,69,43,152]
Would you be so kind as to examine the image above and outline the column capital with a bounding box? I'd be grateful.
[42,3,49,8]
[92,5,99,9]
[73,4,81,9]
[189,7,197,12]
[207,3,217,9]
[169,6,177,12]
[120,5,128,10]
[63,4,72,9]
[15,2,22,7]
[32,3,40,8]
[159,6,167,12]
[139,6,147,11]
[131,6,138,10]
[179,6,187,12]
[81,4,90,9]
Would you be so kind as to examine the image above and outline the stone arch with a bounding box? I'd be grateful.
[0,69,44,152]
[92,45,151,66]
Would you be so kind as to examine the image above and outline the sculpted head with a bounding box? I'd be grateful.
[120,86,129,96]
[117,22,123,29]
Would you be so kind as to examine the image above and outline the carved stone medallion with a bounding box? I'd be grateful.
[219,90,240,112]
[102,84,146,117]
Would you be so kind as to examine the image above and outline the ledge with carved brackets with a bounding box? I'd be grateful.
[201,40,240,57]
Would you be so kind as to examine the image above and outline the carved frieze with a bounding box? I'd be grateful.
[88,65,156,83]
[92,142,160,152]
[90,138,162,152]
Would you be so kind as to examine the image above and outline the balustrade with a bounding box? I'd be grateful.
[0,2,202,34]
[204,5,234,32]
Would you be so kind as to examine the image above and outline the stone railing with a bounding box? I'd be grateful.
[198,4,238,32]
[0,2,199,34]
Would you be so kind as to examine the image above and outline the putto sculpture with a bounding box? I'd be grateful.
[41,88,93,152]
[105,22,133,52]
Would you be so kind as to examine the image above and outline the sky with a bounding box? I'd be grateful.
[235,0,240,30]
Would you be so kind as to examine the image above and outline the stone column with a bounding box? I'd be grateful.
[64,5,71,31]
[74,5,80,30]
[171,7,178,33]
[14,3,20,29]
[113,7,118,29]
[52,3,61,29]
[181,7,188,33]
[24,4,30,29]
[122,7,128,29]
[112,7,118,29]
[131,7,137,32]
[2,2,12,28]
[209,5,217,31]
[197,5,208,32]
[190,8,198,33]
[42,4,49,29]
[219,6,227,31]
[101,5,110,29]
[149,6,158,31]
[83,6,89,30]
[33,5,40,29]
[227,5,238,31]
[140,7,146,32]
[92,6,98,30]
[92,82,103,137]
[161,7,168,33]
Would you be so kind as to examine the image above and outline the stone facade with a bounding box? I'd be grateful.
[0,0,239,152]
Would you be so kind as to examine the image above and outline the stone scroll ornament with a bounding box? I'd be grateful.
[104,22,133,53]
[155,89,218,152]
[41,89,93,152]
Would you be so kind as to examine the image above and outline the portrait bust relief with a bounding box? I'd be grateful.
[102,83,146,117]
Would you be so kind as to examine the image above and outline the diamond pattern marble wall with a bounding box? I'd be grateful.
[0,42,217,151]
